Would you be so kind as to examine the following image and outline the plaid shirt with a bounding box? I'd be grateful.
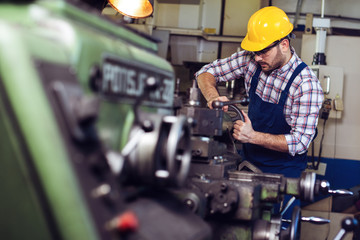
[195,49,324,156]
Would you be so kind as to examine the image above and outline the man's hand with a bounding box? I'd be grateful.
[232,110,289,153]
[232,110,254,142]
[208,96,230,111]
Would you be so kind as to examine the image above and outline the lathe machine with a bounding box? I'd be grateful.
[0,1,354,240]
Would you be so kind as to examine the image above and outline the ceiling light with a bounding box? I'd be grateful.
[107,0,154,19]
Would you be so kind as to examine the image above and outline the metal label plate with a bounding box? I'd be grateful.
[101,56,174,108]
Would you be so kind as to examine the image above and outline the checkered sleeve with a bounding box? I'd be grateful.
[195,51,251,82]
[285,68,324,156]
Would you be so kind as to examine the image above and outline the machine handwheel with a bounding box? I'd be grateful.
[280,206,301,240]
[164,115,192,187]
[289,205,301,240]
[212,100,245,122]
[228,104,245,122]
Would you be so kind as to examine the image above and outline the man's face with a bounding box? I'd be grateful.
[253,40,287,73]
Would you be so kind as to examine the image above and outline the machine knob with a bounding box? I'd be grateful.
[341,217,358,231]
[212,100,224,109]
[106,211,139,233]
[334,217,359,240]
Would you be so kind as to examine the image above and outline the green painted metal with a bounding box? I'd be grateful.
[0,84,54,240]
[0,20,99,240]
[0,1,175,239]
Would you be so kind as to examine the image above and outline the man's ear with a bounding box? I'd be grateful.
[280,38,290,52]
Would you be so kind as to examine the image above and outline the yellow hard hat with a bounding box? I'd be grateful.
[241,6,293,52]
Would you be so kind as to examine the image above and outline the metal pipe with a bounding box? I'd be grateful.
[293,0,303,28]
[217,0,226,59]
[321,0,325,18]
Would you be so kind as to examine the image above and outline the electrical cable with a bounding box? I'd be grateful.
[334,110,338,159]
[312,119,327,170]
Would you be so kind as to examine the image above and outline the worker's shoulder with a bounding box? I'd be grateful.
[291,55,318,81]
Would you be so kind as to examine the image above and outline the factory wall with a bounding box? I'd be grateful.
[272,0,360,31]
[301,34,360,189]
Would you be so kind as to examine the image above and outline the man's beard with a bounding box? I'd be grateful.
[259,53,284,74]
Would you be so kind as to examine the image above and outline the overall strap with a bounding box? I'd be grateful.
[250,67,262,94]
[279,62,307,106]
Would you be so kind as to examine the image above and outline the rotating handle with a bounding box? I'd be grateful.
[212,99,249,108]
[316,180,354,196]
[212,100,245,122]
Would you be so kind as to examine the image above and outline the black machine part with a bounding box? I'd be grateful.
[333,217,359,240]
[125,114,191,188]
[212,100,246,122]
[114,191,212,240]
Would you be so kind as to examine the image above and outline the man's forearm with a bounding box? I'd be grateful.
[250,131,289,153]
[196,72,219,102]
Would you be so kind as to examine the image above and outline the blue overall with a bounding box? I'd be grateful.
[242,62,308,178]
[242,62,308,221]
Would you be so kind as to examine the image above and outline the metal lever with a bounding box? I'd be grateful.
[334,217,359,240]
[328,189,354,196]
[316,180,354,196]
[212,100,245,122]
[280,196,296,216]
[301,216,330,224]
[282,216,330,224]
[212,99,248,109]
[106,127,145,175]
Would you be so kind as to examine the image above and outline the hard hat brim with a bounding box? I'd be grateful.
[241,35,269,52]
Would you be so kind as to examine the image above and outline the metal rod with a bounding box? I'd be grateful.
[280,196,296,216]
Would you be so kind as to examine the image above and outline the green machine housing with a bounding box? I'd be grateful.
[0,1,211,239]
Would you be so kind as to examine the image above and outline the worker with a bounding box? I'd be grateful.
[196,6,323,179]
[195,5,324,219]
